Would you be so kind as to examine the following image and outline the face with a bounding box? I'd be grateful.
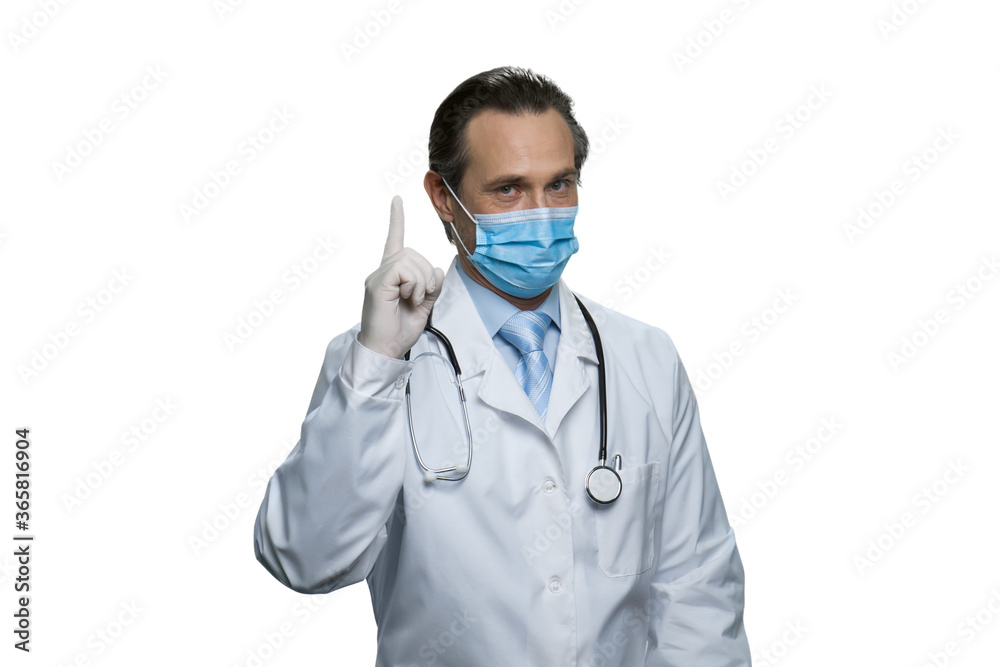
[430,107,579,257]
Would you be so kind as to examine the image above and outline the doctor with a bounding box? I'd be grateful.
[254,66,751,666]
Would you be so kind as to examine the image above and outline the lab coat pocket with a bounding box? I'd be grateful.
[594,461,660,577]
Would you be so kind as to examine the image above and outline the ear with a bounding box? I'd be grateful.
[423,171,456,224]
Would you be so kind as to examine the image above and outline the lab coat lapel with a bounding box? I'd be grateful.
[478,348,549,432]
[432,258,546,431]
[429,258,598,438]
[425,257,494,382]
[544,279,599,437]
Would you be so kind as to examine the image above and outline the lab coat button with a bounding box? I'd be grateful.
[394,375,406,389]
[548,577,563,594]
[542,478,557,494]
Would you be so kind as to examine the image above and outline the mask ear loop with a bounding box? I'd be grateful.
[442,177,477,259]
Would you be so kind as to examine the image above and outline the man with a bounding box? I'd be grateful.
[254,65,751,666]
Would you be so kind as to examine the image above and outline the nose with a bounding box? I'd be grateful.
[526,189,547,209]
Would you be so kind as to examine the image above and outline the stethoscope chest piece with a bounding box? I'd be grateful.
[586,454,622,504]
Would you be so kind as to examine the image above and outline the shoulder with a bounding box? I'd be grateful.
[571,292,683,370]
[570,292,694,444]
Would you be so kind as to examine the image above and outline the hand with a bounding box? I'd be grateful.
[358,196,446,359]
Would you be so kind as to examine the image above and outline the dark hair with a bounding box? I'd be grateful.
[428,66,590,242]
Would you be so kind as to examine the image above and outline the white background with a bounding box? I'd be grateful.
[2,0,999,665]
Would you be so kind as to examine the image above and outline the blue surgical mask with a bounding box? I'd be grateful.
[442,177,580,298]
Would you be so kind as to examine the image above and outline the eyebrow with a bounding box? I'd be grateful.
[481,168,578,190]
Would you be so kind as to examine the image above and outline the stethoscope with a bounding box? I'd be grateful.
[403,293,623,504]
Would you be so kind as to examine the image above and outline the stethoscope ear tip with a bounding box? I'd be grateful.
[455,463,469,475]
[423,470,437,484]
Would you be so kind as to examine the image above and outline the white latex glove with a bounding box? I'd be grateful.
[358,195,446,359]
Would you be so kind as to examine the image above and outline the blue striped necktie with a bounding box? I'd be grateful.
[498,310,553,420]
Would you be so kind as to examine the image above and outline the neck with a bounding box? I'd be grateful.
[458,254,551,310]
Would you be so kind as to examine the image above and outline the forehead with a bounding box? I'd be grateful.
[463,108,575,179]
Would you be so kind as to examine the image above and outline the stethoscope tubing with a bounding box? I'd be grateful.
[572,294,608,466]
[404,292,616,501]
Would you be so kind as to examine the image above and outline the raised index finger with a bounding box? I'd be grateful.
[382,195,404,261]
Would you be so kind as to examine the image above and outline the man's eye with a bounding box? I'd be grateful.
[551,180,566,191]
[498,185,515,195]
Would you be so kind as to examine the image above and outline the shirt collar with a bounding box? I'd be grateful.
[455,259,561,337]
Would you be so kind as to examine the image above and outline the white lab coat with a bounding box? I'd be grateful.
[254,256,751,666]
